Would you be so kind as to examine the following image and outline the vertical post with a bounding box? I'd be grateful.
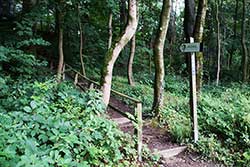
[74,73,78,85]
[189,37,198,142]
[136,102,142,162]
[62,64,65,80]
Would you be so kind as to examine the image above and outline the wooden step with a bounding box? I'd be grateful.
[156,146,187,159]
[112,117,131,125]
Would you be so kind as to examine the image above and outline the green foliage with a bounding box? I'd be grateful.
[112,76,153,113]
[112,73,250,165]
[0,46,47,78]
[162,81,250,166]
[0,79,141,167]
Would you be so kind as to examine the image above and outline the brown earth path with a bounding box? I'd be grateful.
[108,97,219,167]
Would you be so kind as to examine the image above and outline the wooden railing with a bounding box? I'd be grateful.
[63,64,143,161]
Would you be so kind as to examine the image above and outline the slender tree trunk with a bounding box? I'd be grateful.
[57,11,64,82]
[78,5,86,76]
[108,12,113,49]
[167,0,177,67]
[228,0,238,68]
[184,0,196,74]
[193,0,207,92]
[152,0,171,116]
[216,0,221,86]
[101,0,138,106]
[128,35,136,86]
[241,0,248,82]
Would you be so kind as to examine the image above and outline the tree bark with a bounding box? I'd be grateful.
[216,0,221,86]
[128,35,136,86]
[108,12,113,49]
[101,0,138,106]
[184,0,196,74]
[193,0,207,92]
[241,0,248,82]
[228,0,239,68]
[57,11,64,82]
[152,0,171,116]
[78,5,86,76]
[167,0,177,67]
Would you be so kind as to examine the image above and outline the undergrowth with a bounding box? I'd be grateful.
[111,73,250,166]
[0,47,158,167]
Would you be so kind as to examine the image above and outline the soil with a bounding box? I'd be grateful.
[66,72,220,166]
[107,97,220,167]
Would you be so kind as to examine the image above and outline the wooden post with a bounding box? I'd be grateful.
[189,37,198,142]
[89,83,94,89]
[135,102,142,161]
[74,73,78,85]
[62,64,65,80]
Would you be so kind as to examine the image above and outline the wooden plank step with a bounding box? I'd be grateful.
[157,146,187,159]
[112,117,131,124]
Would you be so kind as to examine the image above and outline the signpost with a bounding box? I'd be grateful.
[180,37,201,143]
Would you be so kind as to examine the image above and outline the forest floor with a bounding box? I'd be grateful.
[108,97,218,167]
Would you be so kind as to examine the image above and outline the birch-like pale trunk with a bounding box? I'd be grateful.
[108,12,113,49]
[128,35,136,86]
[194,0,207,92]
[216,0,221,86]
[78,5,86,76]
[101,0,138,106]
[152,0,171,115]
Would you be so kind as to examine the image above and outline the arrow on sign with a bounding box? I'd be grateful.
[180,43,203,53]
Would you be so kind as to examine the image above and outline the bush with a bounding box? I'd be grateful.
[0,79,140,167]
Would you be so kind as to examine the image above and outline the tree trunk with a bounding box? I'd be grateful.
[241,0,248,82]
[128,35,136,86]
[167,0,177,67]
[101,0,138,106]
[228,0,238,68]
[194,0,207,92]
[152,0,171,116]
[216,0,221,86]
[57,11,64,82]
[78,5,86,76]
[108,12,113,49]
[184,0,196,74]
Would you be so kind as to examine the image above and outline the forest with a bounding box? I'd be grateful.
[0,0,250,166]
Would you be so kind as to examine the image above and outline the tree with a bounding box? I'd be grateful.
[241,0,248,82]
[184,0,196,73]
[78,3,86,76]
[127,35,136,86]
[216,0,221,86]
[108,12,113,49]
[56,0,65,82]
[193,0,207,91]
[101,0,138,106]
[152,0,171,115]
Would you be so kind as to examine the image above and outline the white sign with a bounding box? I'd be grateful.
[180,43,202,53]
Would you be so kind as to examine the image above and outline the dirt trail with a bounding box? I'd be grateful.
[108,97,217,167]
[64,70,217,166]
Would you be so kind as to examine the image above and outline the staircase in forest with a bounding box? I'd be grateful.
[62,64,188,161]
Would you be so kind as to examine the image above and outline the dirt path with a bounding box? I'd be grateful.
[107,98,218,167]
[64,70,218,166]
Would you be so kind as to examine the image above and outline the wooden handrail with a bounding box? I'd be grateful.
[64,63,143,161]
[65,64,141,103]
